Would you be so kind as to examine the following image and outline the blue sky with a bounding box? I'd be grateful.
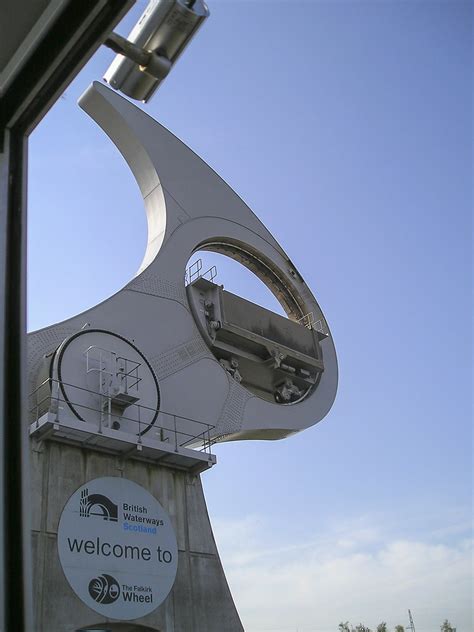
[28,1,472,631]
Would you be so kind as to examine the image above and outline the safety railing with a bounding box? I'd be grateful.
[84,346,142,392]
[29,377,216,456]
[184,258,218,286]
[297,311,327,334]
[185,258,202,284]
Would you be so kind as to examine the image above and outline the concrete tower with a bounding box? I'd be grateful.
[27,82,338,631]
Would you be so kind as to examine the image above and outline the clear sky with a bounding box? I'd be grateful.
[28,1,472,631]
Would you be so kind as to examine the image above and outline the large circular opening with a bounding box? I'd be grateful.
[185,243,325,405]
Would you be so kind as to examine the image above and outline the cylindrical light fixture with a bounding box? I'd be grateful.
[104,0,209,102]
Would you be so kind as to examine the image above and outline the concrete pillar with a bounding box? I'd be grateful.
[30,440,243,632]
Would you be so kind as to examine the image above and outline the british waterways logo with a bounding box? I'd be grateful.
[80,488,118,522]
[88,574,120,604]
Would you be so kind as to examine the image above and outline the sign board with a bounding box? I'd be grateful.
[57,477,178,620]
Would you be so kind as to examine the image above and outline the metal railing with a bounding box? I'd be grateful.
[29,377,216,456]
[297,311,327,334]
[184,258,218,286]
[84,345,142,392]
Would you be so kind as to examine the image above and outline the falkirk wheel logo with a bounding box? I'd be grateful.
[88,574,120,604]
[80,488,118,522]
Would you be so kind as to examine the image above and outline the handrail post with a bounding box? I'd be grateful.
[137,405,142,444]
[52,378,60,423]
[174,416,178,453]
[107,395,112,429]
[98,393,103,435]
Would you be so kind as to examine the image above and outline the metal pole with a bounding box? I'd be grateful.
[138,405,142,443]
[108,396,112,429]
[174,416,178,453]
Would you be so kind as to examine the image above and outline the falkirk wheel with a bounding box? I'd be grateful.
[27,81,338,632]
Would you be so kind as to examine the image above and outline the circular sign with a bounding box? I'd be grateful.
[57,477,178,620]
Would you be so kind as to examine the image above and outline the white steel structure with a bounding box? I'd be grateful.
[27,82,338,631]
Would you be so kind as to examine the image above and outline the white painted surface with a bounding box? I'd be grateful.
[57,476,178,620]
